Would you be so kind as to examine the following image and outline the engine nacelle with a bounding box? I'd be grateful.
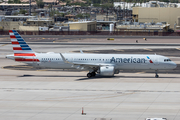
[99,66,115,76]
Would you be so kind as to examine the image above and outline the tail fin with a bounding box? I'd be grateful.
[9,30,36,56]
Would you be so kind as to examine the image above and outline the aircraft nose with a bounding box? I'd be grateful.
[170,62,177,69]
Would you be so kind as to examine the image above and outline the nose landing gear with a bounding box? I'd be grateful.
[155,74,159,78]
[155,70,159,78]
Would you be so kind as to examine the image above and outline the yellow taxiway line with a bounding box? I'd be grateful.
[1,44,9,47]
[176,48,180,50]
[144,48,153,51]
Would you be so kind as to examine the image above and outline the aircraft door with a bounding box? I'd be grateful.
[154,56,159,65]
[33,57,36,63]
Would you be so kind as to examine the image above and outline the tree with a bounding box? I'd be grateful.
[93,3,101,7]
[76,13,84,19]
[8,0,21,3]
[92,0,101,4]
[19,9,27,14]
[84,13,90,18]
[13,12,19,15]
[76,13,90,19]
[66,0,71,6]
[8,0,13,3]
[50,10,65,17]
[101,3,114,9]
[36,0,44,8]
[86,0,92,6]
[14,0,21,3]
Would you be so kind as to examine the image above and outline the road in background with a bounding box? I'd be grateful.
[0,35,180,44]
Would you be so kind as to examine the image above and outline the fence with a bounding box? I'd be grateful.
[1,31,180,36]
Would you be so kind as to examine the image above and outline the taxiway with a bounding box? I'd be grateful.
[0,39,180,120]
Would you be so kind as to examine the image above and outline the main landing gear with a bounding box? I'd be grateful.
[87,72,96,78]
[155,70,159,78]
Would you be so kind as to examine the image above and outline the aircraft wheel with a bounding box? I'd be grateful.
[87,73,92,78]
[155,75,159,78]
[92,72,96,76]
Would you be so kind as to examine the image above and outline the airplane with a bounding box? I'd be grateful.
[6,30,177,78]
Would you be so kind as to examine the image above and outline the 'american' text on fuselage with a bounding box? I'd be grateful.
[110,57,147,63]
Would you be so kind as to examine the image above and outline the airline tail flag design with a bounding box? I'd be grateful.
[9,30,39,62]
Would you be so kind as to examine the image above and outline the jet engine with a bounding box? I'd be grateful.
[99,66,115,76]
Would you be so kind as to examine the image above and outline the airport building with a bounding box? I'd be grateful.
[96,14,117,21]
[0,16,54,31]
[25,17,54,27]
[132,1,180,29]
[0,21,23,31]
[62,21,96,31]
[116,22,170,32]
[0,3,36,11]
[19,17,54,31]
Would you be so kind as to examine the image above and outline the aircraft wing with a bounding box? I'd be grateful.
[72,62,113,67]
[60,53,114,69]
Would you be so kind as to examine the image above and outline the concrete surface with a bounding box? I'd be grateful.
[0,43,180,120]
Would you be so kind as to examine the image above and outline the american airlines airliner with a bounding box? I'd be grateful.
[6,30,177,78]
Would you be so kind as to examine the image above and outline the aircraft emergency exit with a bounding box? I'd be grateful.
[6,30,177,78]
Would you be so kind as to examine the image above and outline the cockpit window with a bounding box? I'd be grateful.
[164,59,171,62]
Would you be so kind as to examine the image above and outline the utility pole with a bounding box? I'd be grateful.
[29,0,31,16]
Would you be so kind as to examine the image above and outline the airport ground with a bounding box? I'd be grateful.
[0,36,180,120]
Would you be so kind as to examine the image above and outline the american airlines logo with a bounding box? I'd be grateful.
[147,56,153,63]
[110,57,150,63]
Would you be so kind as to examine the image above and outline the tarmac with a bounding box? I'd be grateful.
[0,37,180,120]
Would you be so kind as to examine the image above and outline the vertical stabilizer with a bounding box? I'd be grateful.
[9,30,36,56]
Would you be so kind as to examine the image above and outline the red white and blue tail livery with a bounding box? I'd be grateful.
[9,30,39,62]
[6,30,177,78]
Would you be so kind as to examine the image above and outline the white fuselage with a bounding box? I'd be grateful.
[30,53,176,70]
